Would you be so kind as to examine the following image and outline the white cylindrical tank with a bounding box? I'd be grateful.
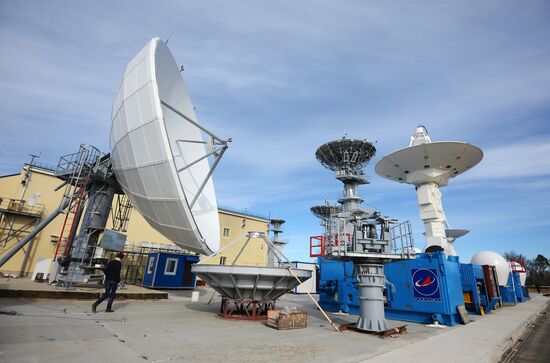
[510,261,527,286]
[471,251,510,286]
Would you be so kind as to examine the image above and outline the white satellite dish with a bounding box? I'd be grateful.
[375,126,483,255]
[27,192,41,206]
[110,38,229,255]
[374,141,483,187]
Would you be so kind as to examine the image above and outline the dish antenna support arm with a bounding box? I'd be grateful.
[188,145,227,209]
[161,100,227,145]
[161,99,230,209]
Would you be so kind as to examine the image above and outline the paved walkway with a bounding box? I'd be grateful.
[367,295,549,363]
[0,289,547,362]
[509,302,550,362]
[0,277,167,299]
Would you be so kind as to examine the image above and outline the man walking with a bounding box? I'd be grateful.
[92,252,124,313]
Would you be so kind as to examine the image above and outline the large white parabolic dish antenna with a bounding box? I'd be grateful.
[110,38,225,255]
[375,141,483,187]
[375,126,483,256]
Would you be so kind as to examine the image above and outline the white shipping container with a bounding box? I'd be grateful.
[292,262,317,294]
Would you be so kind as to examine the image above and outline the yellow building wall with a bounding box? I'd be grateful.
[0,165,269,275]
[209,211,269,267]
[0,167,66,275]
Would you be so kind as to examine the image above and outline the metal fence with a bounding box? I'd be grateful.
[218,205,270,221]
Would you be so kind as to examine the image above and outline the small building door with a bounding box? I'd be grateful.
[183,260,194,286]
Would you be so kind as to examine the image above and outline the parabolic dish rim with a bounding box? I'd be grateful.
[192,264,313,276]
[315,138,377,171]
[374,141,483,184]
[310,205,343,220]
[110,37,220,255]
[192,264,312,300]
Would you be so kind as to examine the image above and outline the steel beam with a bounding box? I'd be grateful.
[0,199,69,268]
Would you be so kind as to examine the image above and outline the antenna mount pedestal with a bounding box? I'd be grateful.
[313,136,413,332]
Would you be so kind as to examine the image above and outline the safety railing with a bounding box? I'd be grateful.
[56,144,104,176]
[0,197,45,217]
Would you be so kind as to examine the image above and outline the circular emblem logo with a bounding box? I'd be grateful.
[412,268,439,297]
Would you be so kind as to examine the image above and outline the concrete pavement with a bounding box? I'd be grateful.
[0,288,547,362]
[367,295,549,363]
[508,302,550,362]
[0,277,167,300]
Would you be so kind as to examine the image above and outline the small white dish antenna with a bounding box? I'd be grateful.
[110,38,229,255]
[27,192,41,206]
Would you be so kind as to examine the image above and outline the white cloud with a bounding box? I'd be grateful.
[1,0,550,260]
[461,140,550,181]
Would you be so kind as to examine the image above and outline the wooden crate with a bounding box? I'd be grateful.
[266,309,307,330]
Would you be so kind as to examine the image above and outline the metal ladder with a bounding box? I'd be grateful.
[52,146,101,261]
[52,174,90,260]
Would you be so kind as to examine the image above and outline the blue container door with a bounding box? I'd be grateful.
[142,253,159,287]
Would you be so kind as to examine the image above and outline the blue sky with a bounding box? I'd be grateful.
[1,1,549,263]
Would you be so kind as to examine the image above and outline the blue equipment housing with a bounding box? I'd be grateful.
[512,272,528,302]
[500,272,528,305]
[318,253,469,326]
[318,258,360,314]
[384,252,465,326]
[317,252,522,327]
[459,263,499,314]
[500,282,516,305]
[142,252,199,289]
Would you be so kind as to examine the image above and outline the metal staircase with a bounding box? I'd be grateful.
[0,145,124,280]
[111,194,133,232]
[51,145,105,286]
[52,146,100,260]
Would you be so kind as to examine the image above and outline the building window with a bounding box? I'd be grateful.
[223,228,230,237]
[219,256,226,265]
[164,258,178,276]
[147,256,155,274]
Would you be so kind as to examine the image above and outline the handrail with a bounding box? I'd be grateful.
[218,205,270,221]
[0,197,45,216]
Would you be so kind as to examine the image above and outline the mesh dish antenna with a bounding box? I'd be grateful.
[315,137,376,213]
[310,205,342,220]
[110,38,229,255]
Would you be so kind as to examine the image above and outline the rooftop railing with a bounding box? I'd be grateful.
[218,205,270,221]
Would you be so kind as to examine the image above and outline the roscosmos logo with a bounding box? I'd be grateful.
[411,268,441,302]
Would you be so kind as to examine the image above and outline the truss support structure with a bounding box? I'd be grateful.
[161,100,230,210]
[219,298,275,320]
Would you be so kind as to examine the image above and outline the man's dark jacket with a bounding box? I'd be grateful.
[104,259,122,283]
